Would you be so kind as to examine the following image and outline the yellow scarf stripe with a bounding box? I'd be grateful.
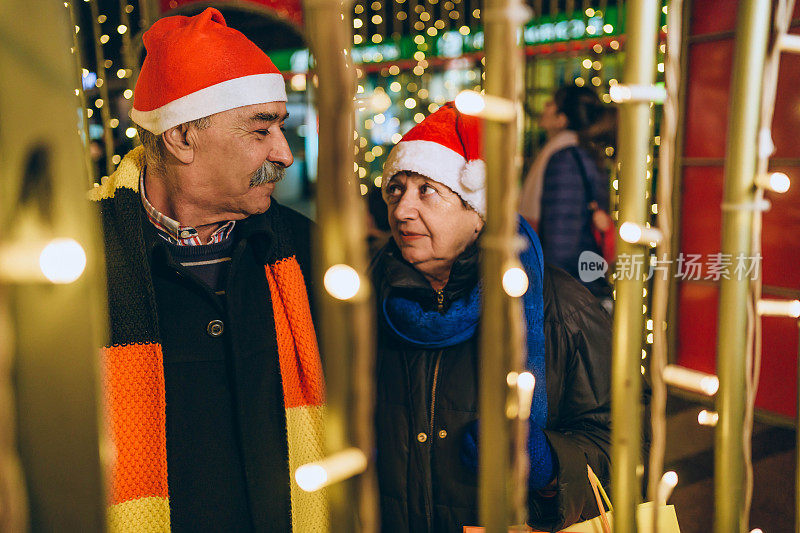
[286,404,329,532]
[88,145,143,201]
[107,496,170,533]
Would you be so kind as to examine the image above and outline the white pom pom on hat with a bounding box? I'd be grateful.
[382,102,487,216]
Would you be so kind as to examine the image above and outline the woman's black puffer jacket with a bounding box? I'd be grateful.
[372,241,613,533]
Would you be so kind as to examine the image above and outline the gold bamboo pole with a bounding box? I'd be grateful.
[478,0,529,530]
[714,1,770,532]
[302,0,378,530]
[87,0,115,178]
[67,0,96,186]
[610,1,660,532]
[0,0,108,528]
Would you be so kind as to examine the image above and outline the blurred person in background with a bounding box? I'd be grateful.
[519,86,615,300]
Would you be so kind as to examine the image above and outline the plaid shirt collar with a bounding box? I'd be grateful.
[140,170,236,246]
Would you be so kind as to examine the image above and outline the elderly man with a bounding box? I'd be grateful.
[89,8,325,532]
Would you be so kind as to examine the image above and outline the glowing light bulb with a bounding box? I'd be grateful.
[663,365,719,396]
[295,448,368,492]
[757,299,800,318]
[39,238,87,284]
[756,172,790,193]
[619,222,642,243]
[324,264,361,300]
[502,267,528,297]
[517,371,535,392]
[657,471,678,503]
[295,464,328,492]
[697,410,719,426]
[619,222,663,245]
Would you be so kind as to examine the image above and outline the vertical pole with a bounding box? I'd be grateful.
[0,0,108,529]
[303,0,378,530]
[479,0,529,530]
[611,1,659,532]
[713,2,770,532]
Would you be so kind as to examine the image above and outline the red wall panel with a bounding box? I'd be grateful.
[690,0,738,36]
[676,283,719,376]
[683,41,734,159]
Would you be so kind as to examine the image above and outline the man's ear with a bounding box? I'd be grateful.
[162,123,194,164]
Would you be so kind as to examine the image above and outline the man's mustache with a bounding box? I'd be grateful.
[250,160,285,187]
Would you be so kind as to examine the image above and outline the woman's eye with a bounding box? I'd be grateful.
[420,184,437,195]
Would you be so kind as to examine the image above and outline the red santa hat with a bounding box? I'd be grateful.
[130,8,286,135]
[382,103,486,216]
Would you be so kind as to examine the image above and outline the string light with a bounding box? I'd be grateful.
[755,172,790,193]
[502,267,529,297]
[324,265,361,300]
[354,18,363,28]
[109,118,119,128]
[100,34,110,44]
[756,299,800,318]
[697,410,719,426]
[414,113,425,123]
[582,59,593,68]
[295,448,367,492]
[123,89,133,99]
[0,239,87,284]
[459,25,470,35]
[662,365,719,396]
[97,14,107,23]
[117,25,127,34]
[657,471,678,504]
[125,127,136,138]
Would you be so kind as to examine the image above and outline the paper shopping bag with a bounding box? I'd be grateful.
[464,465,681,533]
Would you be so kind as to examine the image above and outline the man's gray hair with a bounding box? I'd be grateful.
[135,116,212,171]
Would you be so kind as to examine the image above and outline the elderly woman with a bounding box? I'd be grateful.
[371,104,612,533]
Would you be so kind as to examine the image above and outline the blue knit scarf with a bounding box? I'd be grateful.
[383,216,554,489]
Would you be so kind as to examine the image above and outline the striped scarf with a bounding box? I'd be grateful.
[89,146,328,532]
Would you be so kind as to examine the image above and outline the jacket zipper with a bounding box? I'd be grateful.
[435,289,445,312]
[424,350,443,533]
[430,351,442,436]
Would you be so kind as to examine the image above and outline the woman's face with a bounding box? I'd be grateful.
[540,99,568,136]
[383,172,483,275]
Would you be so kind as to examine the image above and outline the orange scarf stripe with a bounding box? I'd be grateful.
[102,343,169,505]
[265,257,325,409]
